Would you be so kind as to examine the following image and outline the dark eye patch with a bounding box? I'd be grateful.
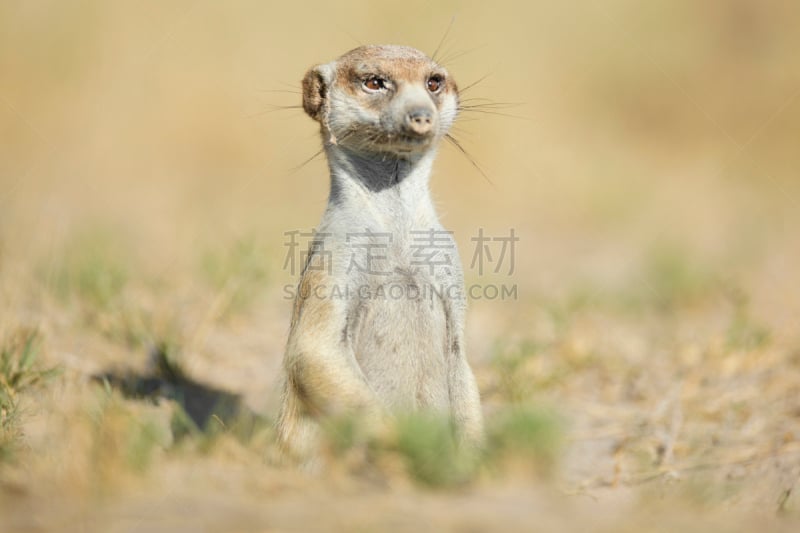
[426,75,444,93]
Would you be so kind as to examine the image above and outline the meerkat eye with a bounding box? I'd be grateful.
[363,76,387,92]
[427,75,443,93]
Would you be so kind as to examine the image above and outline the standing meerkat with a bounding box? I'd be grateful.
[276,44,484,462]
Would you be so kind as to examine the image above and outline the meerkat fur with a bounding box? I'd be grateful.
[276,45,484,463]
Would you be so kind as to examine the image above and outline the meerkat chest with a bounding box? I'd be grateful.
[334,220,454,410]
[341,222,459,286]
[348,269,451,412]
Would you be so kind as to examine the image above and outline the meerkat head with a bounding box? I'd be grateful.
[302,45,459,157]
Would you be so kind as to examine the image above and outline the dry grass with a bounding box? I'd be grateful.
[2,1,800,531]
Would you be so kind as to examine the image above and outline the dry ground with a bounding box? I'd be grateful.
[2,1,800,531]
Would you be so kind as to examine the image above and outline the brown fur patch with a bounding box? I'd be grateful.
[334,45,451,96]
[291,267,331,332]
[302,67,326,121]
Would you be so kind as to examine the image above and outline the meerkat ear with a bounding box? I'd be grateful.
[302,64,333,122]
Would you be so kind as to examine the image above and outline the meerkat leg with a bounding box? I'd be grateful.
[284,337,379,418]
[275,379,321,463]
[289,269,380,408]
[449,352,485,448]
[276,269,384,460]
[443,297,485,448]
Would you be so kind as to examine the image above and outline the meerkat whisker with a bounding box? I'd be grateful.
[431,16,458,63]
[277,80,301,90]
[459,102,523,109]
[437,44,487,67]
[449,125,474,138]
[259,89,302,95]
[246,105,304,118]
[458,72,493,95]
[459,99,522,107]
[458,97,495,104]
[458,108,531,120]
[291,130,361,173]
[289,146,326,174]
[444,133,496,189]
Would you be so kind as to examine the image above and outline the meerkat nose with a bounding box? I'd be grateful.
[405,108,434,135]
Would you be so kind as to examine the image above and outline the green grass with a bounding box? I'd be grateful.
[315,408,562,488]
[485,407,562,477]
[724,287,771,351]
[200,235,271,316]
[0,329,59,463]
[89,383,171,477]
[638,243,719,311]
[38,228,202,350]
[539,244,723,318]
[321,413,371,457]
[490,339,545,403]
[392,412,476,487]
[489,338,585,402]
[387,408,561,487]
[167,399,271,455]
[39,228,155,348]
[44,229,130,311]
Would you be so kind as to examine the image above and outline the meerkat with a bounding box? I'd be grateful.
[276,45,484,462]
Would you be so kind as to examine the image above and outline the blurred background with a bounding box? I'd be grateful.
[2,1,800,530]
[2,0,798,318]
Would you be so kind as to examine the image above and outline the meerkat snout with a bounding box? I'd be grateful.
[404,107,435,136]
